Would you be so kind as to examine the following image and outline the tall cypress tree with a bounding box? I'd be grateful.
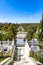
[39,13,43,41]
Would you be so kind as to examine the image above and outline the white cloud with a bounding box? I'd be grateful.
[35,13,42,17]
[29,16,33,19]
[0,12,42,23]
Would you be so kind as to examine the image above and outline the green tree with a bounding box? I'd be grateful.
[6,24,17,40]
[39,14,43,41]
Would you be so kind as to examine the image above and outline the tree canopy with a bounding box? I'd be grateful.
[0,23,38,41]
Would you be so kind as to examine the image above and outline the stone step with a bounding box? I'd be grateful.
[13,61,30,65]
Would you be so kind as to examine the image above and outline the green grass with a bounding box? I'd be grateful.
[0,57,6,62]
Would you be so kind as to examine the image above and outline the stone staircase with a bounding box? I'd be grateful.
[13,61,30,65]
[13,56,37,65]
[13,55,30,65]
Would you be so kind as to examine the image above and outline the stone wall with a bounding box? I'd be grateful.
[0,40,14,57]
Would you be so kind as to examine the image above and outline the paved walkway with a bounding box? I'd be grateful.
[13,57,37,65]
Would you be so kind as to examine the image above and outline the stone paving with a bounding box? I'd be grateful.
[13,61,30,65]
[13,57,37,65]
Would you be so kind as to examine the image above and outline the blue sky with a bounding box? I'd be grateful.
[0,0,43,23]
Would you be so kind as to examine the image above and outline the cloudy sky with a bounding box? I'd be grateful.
[0,0,43,23]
